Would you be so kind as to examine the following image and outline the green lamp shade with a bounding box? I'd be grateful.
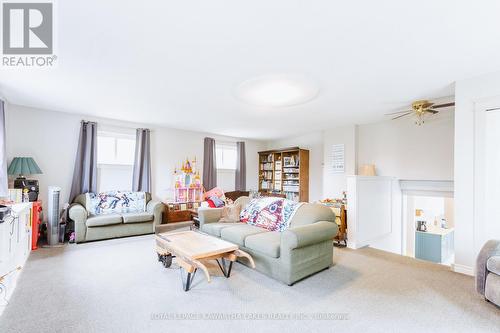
[8,157,43,176]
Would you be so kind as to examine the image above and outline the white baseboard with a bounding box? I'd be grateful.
[453,263,474,276]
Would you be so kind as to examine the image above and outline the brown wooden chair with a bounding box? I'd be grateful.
[224,191,250,202]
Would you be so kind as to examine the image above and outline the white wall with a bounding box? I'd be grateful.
[265,111,455,203]
[322,125,357,199]
[357,110,454,180]
[444,197,454,228]
[5,104,265,216]
[413,196,445,225]
[454,71,500,274]
[266,131,324,202]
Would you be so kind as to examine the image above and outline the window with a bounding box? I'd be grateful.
[97,131,136,192]
[97,132,136,165]
[216,142,237,170]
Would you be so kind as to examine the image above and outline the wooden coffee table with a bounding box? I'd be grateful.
[155,231,255,291]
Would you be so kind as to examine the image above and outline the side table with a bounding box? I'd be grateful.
[188,208,199,229]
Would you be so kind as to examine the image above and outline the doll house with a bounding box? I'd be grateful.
[173,157,203,203]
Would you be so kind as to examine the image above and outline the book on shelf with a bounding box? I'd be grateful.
[283,185,300,192]
[258,148,309,202]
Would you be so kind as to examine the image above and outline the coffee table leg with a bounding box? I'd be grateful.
[180,268,197,291]
[216,258,233,278]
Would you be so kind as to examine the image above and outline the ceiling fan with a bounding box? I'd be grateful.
[385,100,455,125]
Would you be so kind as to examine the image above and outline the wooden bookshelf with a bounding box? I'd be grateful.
[258,147,309,202]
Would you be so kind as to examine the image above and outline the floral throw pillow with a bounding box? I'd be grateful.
[86,191,146,216]
[240,197,303,232]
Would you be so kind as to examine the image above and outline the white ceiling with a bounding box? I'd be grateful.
[1,1,500,140]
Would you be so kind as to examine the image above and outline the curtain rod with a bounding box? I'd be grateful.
[82,120,153,132]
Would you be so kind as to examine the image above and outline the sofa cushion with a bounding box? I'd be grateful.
[86,214,123,227]
[244,231,281,258]
[86,191,147,216]
[219,203,241,222]
[201,222,244,237]
[220,224,268,246]
[122,212,154,224]
[289,203,335,227]
[240,197,304,232]
[487,256,500,275]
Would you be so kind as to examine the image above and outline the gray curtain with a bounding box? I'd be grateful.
[132,128,151,192]
[69,121,97,202]
[203,137,217,191]
[235,141,246,191]
[0,100,7,197]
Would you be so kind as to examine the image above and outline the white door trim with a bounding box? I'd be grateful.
[472,95,500,262]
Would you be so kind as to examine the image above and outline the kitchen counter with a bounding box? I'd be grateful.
[416,226,454,236]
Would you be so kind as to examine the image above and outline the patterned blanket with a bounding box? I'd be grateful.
[86,191,147,216]
[240,197,304,232]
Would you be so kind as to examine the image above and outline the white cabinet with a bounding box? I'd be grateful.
[0,203,32,316]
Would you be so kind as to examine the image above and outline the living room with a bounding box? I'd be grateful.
[1,1,499,332]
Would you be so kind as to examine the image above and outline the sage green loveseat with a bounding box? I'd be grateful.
[198,196,338,285]
[69,192,164,243]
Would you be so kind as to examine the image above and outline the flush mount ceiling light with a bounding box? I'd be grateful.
[235,74,319,107]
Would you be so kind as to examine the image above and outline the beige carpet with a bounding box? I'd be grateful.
[0,234,498,333]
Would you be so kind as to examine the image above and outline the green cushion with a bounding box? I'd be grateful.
[86,214,123,227]
[244,231,281,258]
[201,222,243,237]
[220,224,268,246]
[289,204,335,227]
[122,212,154,223]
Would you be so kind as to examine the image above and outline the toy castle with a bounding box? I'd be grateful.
[173,157,203,203]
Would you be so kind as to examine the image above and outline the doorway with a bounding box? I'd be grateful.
[404,195,455,265]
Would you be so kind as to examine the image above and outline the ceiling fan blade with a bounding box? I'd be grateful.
[392,112,413,120]
[431,102,455,109]
[422,102,435,109]
[385,109,413,115]
[425,109,439,114]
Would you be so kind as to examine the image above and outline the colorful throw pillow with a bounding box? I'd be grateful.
[209,195,225,208]
[219,203,241,222]
[86,191,146,216]
[203,187,225,201]
[240,197,303,232]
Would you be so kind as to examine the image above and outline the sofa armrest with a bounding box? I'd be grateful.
[476,240,500,295]
[281,221,338,250]
[147,200,165,226]
[198,207,223,227]
[68,203,88,243]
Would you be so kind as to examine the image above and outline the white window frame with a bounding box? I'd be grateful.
[97,131,136,166]
[96,130,136,192]
[216,141,237,171]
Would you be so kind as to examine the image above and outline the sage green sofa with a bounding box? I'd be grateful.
[69,193,164,243]
[198,196,338,285]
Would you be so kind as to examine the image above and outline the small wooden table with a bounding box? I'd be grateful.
[187,208,199,229]
[155,231,255,291]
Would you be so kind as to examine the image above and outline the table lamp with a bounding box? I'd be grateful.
[359,164,376,176]
[8,157,43,201]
